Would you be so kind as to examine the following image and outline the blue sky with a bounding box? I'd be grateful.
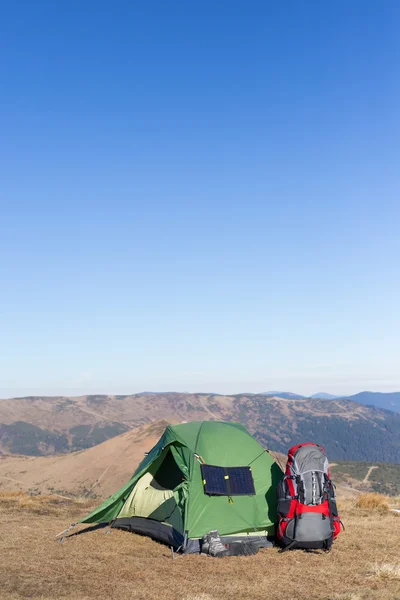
[1,1,399,397]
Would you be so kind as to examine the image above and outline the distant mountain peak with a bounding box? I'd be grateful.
[345,391,400,412]
[262,391,306,400]
[310,392,340,400]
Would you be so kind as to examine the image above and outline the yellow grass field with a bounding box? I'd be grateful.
[1,492,399,600]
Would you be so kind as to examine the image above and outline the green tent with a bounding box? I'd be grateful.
[80,421,282,552]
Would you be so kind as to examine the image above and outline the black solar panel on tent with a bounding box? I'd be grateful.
[227,466,255,495]
[201,465,226,495]
[200,464,255,496]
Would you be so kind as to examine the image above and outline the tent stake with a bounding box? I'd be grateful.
[55,523,76,544]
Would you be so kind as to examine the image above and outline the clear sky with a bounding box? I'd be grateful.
[1,1,399,398]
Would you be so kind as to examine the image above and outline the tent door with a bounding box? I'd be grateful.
[117,449,186,532]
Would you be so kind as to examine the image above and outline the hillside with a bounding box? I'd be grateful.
[1,418,398,500]
[1,393,400,462]
[330,461,400,496]
[0,421,171,498]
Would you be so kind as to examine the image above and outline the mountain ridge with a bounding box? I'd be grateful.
[256,390,400,411]
[1,393,400,463]
[345,391,400,412]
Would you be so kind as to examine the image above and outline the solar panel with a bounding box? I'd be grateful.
[201,465,226,495]
[227,466,255,495]
[201,464,255,496]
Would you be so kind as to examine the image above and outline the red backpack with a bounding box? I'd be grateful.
[277,443,342,551]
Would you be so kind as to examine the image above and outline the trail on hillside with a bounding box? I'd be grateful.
[0,475,26,485]
[363,465,378,483]
[198,396,221,420]
[74,399,107,421]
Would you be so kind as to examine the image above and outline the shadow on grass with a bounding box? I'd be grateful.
[66,523,108,538]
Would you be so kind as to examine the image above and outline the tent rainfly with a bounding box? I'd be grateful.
[79,421,282,553]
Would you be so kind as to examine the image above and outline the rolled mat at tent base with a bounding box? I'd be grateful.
[111,517,275,553]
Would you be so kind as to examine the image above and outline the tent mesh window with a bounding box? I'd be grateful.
[200,464,256,496]
[151,450,184,490]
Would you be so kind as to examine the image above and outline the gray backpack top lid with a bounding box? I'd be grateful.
[289,444,329,505]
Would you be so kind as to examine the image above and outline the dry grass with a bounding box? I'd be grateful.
[328,593,362,600]
[0,490,94,516]
[371,563,400,581]
[355,493,389,511]
[1,493,400,600]
[183,596,215,600]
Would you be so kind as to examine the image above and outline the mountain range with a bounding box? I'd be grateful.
[262,390,400,412]
[1,392,400,463]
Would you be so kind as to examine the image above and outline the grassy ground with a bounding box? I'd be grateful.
[0,492,399,600]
